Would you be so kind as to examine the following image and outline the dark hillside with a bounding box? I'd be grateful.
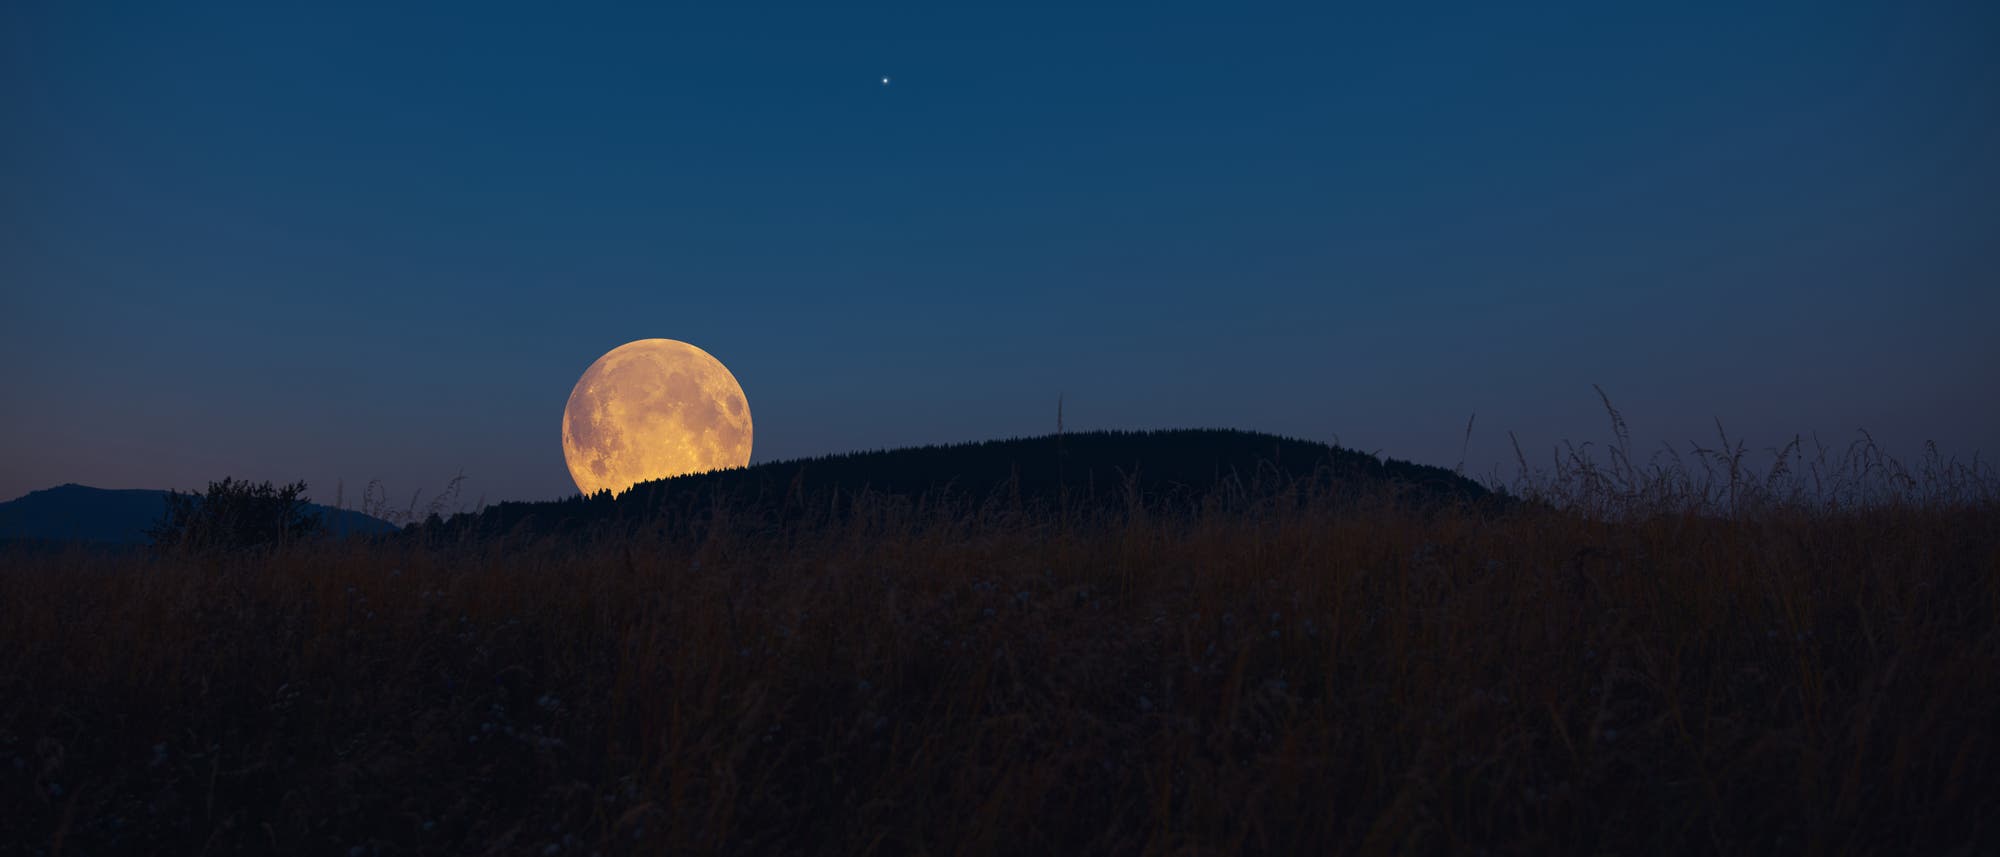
[0,484,399,545]
[447,429,1502,540]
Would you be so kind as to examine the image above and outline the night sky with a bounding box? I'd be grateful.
[4,1,1996,505]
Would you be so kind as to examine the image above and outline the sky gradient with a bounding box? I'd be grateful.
[4,0,1997,506]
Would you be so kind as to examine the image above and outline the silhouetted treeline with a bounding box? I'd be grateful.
[428,429,1506,543]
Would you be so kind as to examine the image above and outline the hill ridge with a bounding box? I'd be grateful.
[444,428,1501,538]
[0,484,401,545]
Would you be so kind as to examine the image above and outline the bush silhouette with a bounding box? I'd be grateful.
[147,478,325,552]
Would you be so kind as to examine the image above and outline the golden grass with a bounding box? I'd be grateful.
[2,429,1997,855]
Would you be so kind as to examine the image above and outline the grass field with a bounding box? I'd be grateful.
[4,424,1996,855]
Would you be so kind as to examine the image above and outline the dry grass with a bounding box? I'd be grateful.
[3,426,1997,855]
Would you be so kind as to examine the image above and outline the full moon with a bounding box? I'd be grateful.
[561,339,753,497]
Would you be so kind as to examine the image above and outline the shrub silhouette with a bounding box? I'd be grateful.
[147,478,325,552]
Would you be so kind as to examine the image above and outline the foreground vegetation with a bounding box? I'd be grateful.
[3,426,1996,855]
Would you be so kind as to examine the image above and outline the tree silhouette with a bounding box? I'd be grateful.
[148,478,325,552]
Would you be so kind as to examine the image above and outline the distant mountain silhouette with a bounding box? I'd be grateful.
[0,484,400,545]
[440,429,1507,540]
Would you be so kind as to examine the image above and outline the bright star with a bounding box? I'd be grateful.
[881,76,891,86]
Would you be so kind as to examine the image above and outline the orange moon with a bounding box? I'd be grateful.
[560,339,753,497]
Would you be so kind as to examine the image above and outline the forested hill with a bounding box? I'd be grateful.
[438,429,1504,539]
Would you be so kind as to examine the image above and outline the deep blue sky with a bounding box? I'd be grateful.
[4,0,1996,505]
